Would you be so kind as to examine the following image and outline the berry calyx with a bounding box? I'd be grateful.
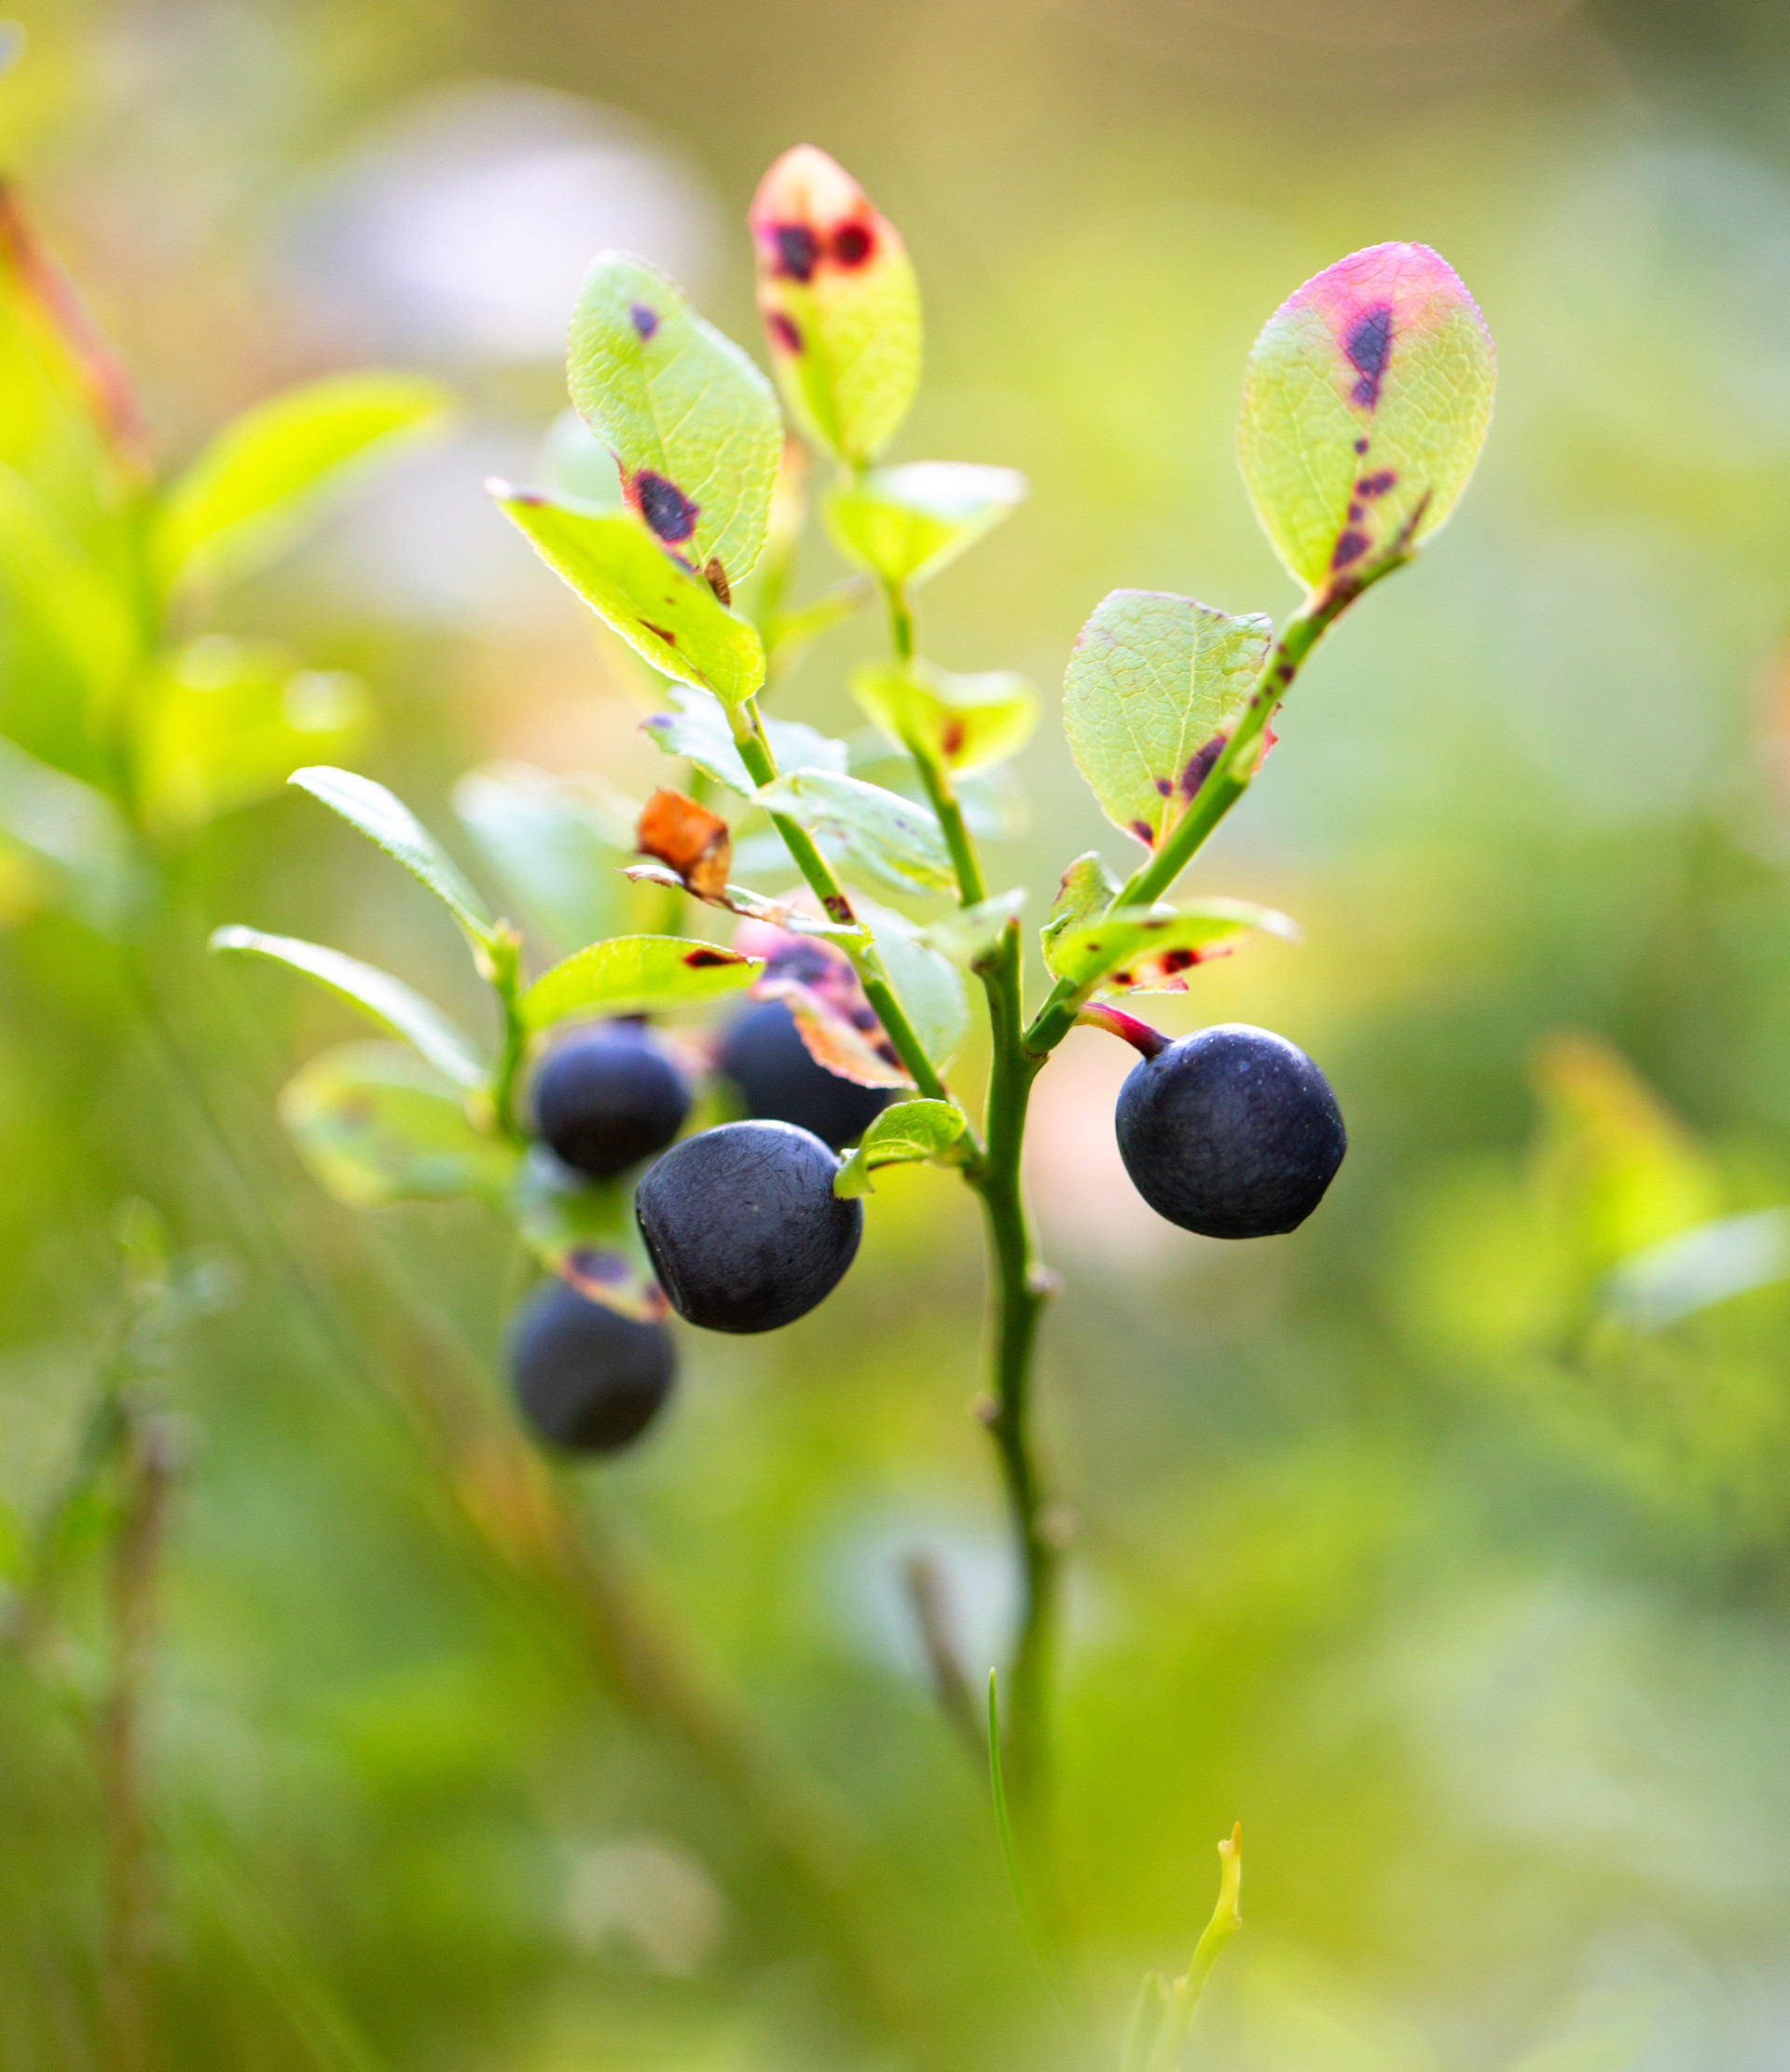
[507,1279,678,1453]
[1114,1022,1346,1239]
[716,998,892,1150]
[532,1021,691,1179]
[635,1119,862,1333]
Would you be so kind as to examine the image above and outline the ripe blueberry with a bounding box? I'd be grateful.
[532,1021,690,1179]
[507,1279,678,1453]
[1114,1022,1346,1239]
[715,999,891,1150]
[635,1119,862,1333]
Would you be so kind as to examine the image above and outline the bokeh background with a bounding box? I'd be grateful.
[7,0,1790,2066]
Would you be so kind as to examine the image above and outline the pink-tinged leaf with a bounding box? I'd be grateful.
[1237,242,1495,593]
[622,861,854,939]
[750,145,921,465]
[737,925,912,1090]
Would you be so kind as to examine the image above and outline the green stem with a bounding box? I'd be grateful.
[731,702,953,1106]
[483,928,530,1144]
[913,752,986,908]
[1023,550,1411,1057]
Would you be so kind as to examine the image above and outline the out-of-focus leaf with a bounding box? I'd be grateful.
[0,460,136,710]
[834,1099,967,1198]
[210,926,486,1091]
[491,484,764,705]
[536,407,626,510]
[1600,1209,1790,1333]
[1062,590,1272,852]
[924,887,1027,967]
[746,929,910,1089]
[290,765,495,949]
[568,253,781,590]
[1237,242,1495,592]
[156,371,450,591]
[750,145,920,465]
[636,787,732,899]
[452,762,634,958]
[826,461,1026,587]
[957,764,1028,844]
[622,860,855,939]
[519,934,759,1032]
[756,769,954,895]
[138,638,368,836]
[1043,899,1298,991]
[511,1154,669,1324]
[641,683,846,798]
[0,733,138,929]
[852,659,1037,775]
[279,1041,515,1208]
[857,895,969,1068]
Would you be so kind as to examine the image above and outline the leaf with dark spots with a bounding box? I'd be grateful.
[1046,899,1299,995]
[1179,731,1229,800]
[1342,301,1394,406]
[702,556,731,605]
[628,302,659,339]
[832,221,874,267]
[747,927,911,1090]
[519,934,760,1030]
[771,222,821,281]
[1330,529,1371,570]
[559,1248,670,1324]
[633,469,700,544]
[636,786,732,899]
[767,311,803,354]
[683,947,733,967]
[1356,469,1398,498]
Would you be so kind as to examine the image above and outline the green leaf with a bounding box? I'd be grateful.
[923,887,1026,968]
[511,1156,670,1324]
[290,766,495,949]
[210,926,487,1090]
[138,638,368,836]
[1044,899,1298,992]
[852,659,1037,775]
[856,895,970,1068]
[1062,591,1272,853]
[756,769,954,896]
[825,461,1026,587]
[1237,242,1495,593]
[537,407,626,510]
[834,1098,967,1197]
[750,145,921,465]
[568,254,782,589]
[491,485,764,706]
[0,734,139,930]
[520,933,759,1033]
[0,461,137,713]
[155,371,451,591]
[452,762,635,959]
[642,684,846,799]
[1040,850,1121,975]
[279,1042,516,1208]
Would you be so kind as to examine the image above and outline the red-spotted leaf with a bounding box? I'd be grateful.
[1238,242,1495,593]
[1046,899,1298,994]
[750,145,920,465]
[519,934,760,1032]
[742,928,911,1090]
[511,1158,669,1324]
[568,254,782,591]
[852,661,1037,775]
[1062,592,1272,853]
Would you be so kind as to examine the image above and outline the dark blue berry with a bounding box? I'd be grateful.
[716,999,890,1150]
[1115,1023,1345,1239]
[635,1120,861,1333]
[533,1022,690,1179]
[507,1280,677,1453]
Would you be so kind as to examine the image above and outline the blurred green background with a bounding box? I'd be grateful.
[8,0,1790,2067]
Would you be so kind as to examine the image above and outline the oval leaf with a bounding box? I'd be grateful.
[519,933,760,1033]
[568,254,782,589]
[834,1098,968,1198]
[825,461,1026,586]
[1062,591,1272,852]
[756,769,955,895]
[210,926,486,1090]
[492,484,764,706]
[1045,899,1299,993]
[852,660,1037,775]
[280,1041,516,1208]
[858,895,970,1070]
[290,765,494,948]
[750,145,920,465]
[156,371,451,591]
[453,763,635,959]
[1237,242,1495,593]
[746,929,910,1090]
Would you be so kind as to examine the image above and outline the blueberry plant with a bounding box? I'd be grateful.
[213,146,1496,1836]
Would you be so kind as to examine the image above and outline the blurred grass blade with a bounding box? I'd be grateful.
[210,925,486,1091]
[986,1670,1053,1978]
[751,145,921,464]
[1238,243,1494,594]
[156,370,450,591]
[1149,1826,1243,2072]
[290,765,496,950]
[569,252,782,589]
[0,733,139,930]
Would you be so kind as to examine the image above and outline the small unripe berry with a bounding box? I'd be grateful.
[507,1280,678,1453]
[636,1119,862,1333]
[716,999,891,1150]
[532,1021,690,1179]
[1115,1022,1345,1239]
